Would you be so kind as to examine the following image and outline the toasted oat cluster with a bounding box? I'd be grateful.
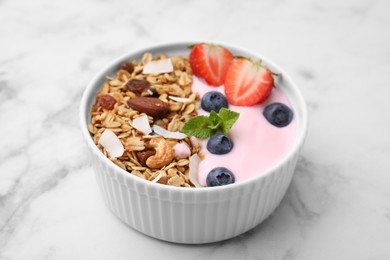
[88,53,201,187]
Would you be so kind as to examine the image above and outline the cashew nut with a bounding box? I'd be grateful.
[146,137,174,169]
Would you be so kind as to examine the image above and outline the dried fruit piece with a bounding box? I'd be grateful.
[136,149,156,167]
[120,62,134,74]
[98,95,117,110]
[127,97,169,118]
[126,79,151,94]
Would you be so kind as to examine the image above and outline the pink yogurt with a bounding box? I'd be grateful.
[191,76,297,186]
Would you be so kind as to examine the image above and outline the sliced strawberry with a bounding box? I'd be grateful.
[224,58,274,106]
[189,43,234,86]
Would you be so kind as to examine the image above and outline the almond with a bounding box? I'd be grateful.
[127,97,169,118]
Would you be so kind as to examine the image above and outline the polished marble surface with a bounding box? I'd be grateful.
[1,0,390,259]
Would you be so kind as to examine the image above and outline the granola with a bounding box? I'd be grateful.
[88,53,201,187]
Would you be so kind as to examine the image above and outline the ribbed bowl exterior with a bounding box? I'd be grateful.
[80,41,308,244]
[90,148,300,244]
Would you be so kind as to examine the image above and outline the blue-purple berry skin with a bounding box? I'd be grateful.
[206,167,235,187]
[207,133,234,154]
[201,91,228,112]
[263,103,293,127]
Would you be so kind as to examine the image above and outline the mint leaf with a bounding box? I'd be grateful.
[182,108,240,138]
[208,111,222,130]
[181,116,213,138]
[218,108,240,134]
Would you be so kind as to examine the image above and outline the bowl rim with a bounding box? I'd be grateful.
[80,40,308,193]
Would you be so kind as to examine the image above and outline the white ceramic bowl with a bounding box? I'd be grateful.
[80,42,308,244]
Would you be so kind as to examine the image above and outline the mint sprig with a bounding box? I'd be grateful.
[182,108,239,138]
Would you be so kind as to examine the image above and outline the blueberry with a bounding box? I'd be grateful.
[206,167,235,187]
[263,103,293,127]
[207,133,234,154]
[201,91,228,112]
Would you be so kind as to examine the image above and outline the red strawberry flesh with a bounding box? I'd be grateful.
[224,59,274,106]
[189,43,233,86]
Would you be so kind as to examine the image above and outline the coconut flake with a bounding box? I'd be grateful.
[151,172,163,183]
[189,154,202,187]
[143,58,173,74]
[152,125,187,140]
[168,96,192,103]
[132,115,152,135]
[98,129,124,158]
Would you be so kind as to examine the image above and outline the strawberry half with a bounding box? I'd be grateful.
[224,58,274,106]
[189,43,234,86]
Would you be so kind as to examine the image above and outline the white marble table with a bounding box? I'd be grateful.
[1,0,390,259]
